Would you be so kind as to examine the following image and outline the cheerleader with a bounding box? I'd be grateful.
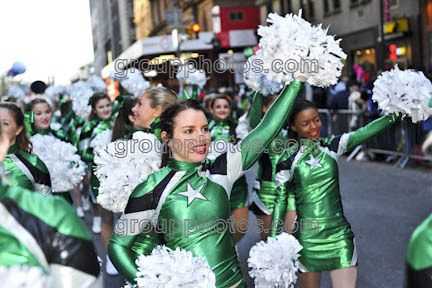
[270,100,401,288]
[247,91,297,240]
[101,87,177,275]
[208,94,249,243]
[108,79,304,287]
[0,125,101,287]
[78,92,113,233]
[0,103,52,194]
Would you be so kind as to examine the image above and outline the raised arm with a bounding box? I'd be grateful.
[338,114,401,155]
[241,80,303,171]
[248,91,264,129]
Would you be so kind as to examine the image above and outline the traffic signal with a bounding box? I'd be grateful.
[187,23,200,39]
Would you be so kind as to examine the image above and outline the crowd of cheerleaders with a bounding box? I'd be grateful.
[0,81,430,288]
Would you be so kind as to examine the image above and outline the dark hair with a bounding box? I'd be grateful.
[29,98,51,112]
[59,100,72,119]
[210,94,231,111]
[0,102,32,152]
[288,100,318,140]
[159,99,207,167]
[89,92,111,120]
[111,97,138,141]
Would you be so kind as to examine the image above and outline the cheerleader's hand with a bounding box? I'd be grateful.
[298,75,308,83]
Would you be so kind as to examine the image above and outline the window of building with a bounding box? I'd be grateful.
[323,0,330,14]
[333,0,341,10]
[280,0,292,14]
[427,0,432,25]
[308,0,315,19]
[229,11,244,21]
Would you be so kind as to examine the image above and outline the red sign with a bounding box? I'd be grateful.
[384,0,391,22]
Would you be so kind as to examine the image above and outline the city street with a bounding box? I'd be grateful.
[85,158,432,288]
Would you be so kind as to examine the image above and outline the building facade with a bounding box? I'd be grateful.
[420,0,432,70]
[90,0,136,76]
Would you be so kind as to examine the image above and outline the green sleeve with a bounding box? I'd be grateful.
[78,122,94,163]
[248,91,264,129]
[24,112,34,137]
[108,233,140,284]
[241,80,303,171]
[269,180,296,238]
[192,84,198,100]
[340,114,401,154]
[111,94,132,118]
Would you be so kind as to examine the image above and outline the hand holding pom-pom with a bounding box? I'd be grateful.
[372,65,432,123]
[0,266,52,288]
[258,10,346,88]
[248,233,303,288]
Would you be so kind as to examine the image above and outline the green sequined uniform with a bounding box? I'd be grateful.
[405,213,432,288]
[79,118,113,203]
[108,80,303,287]
[0,182,101,286]
[270,114,400,272]
[248,91,296,215]
[3,144,51,195]
[208,118,248,209]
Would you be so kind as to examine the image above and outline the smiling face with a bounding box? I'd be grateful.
[33,103,52,130]
[132,92,162,128]
[0,107,22,146]
[290,107,322,140]
[95,98,112,120]
[162,108,211,163]
[212,98,230,121]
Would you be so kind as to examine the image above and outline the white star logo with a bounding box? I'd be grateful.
[177,183,208,206]
[304,154,323,170]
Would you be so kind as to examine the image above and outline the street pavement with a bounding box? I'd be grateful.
[83,158,432,288]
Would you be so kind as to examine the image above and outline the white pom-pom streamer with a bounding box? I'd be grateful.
[0,266,52,288]
[118,68,151,97]
[68,81,93,120]
[94,131,161,212]
[235,112,250,139]
[134,245,216,288]
[248,232,303,288]
[45,85,68,101]
[243,52,283,96]
[90,129,112,154]
[7,84,26,101]
[88,75,107,92]
[176,66,207,88]
[372,65,432,123]
[30,134,86,192]
[258,11,346,87]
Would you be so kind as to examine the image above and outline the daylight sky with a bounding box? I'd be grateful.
[0,0,94,85]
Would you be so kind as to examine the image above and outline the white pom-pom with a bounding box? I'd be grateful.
[118,69,151,97]
[0,266,52,288]
[248,233,303,288]
[8,84,26,101]
[134,245,216,288]
[372,65,432,123]
[243,52,283,96]
[258,11,346,87]
[176,66,207,88]
[45,85,68,101]
[50,122,62,131]
[30,134,86,192]
[94,131,162,212]
[90,129,112,153]
[68,81,93,120]
[235,112,250,139]
[88,75,107,92]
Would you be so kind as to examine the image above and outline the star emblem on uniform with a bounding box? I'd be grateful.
[178,183,208,206]
[304,154,323,170]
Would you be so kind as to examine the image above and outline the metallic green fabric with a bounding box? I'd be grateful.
[32,128,69,143]
[209,118,247,209]
[23,111,34,136]
[248,91,263,129]
[270,114,399,271]
[108,80,303,287]
[406,214,432,270]
[3,144,51,193]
